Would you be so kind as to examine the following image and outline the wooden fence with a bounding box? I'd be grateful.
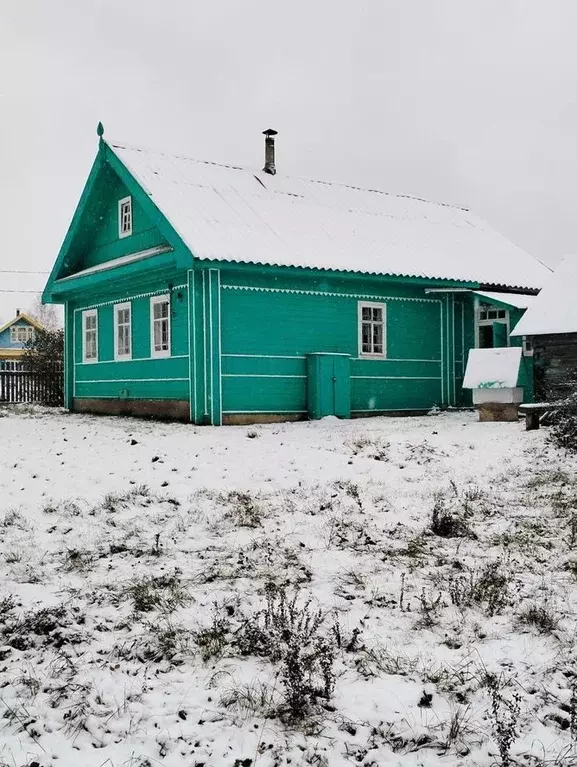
[0,369,64,406]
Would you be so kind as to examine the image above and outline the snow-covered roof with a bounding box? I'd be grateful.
[474,291,536,310]
[109,141,550,291]
[463,347,523,389]
[0,312,45,335]
[511,256,577,336]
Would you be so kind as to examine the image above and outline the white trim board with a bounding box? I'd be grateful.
[57,245,172,282]
[188,269,197,423]
[351,407,433,413]
[222,374,307,379]
[222,354,441,363]
[202,271,208,418]
[74,284,187,312]
[217,269,223,425]
[74,395,187,401]
[75,355,188,365]
[351,375,442,381]
[76,377,189,383]
[222,284,440,304]
[222,410,307,415]
[222,354,305,359]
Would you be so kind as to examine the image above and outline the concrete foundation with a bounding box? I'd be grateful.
[477,402,520,422]
[73,398,190,421]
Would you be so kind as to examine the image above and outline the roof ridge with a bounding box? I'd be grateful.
[0,312,45,335]
[107,139,470,213]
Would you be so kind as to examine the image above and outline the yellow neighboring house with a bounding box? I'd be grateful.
[0,311,45,371]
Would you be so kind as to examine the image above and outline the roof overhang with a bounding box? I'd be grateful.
[55,245,172,283]
[424,288,537,312]
[49,246,176,301]
[473,291,536,310]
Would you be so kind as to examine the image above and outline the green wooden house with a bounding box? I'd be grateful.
[42,125,548,424]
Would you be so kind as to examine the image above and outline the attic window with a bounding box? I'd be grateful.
[118,196,132,238]
[10,326,35,343]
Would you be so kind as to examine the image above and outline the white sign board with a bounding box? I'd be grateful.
[463,347,522,390]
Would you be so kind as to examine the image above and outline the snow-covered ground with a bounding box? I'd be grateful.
[1,406,577,767]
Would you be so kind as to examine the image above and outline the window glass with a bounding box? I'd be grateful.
[359,302,386,357]
[151,297,170,355]
[115,304,131,359]
[83,311,98,361]
[119,197,132,237]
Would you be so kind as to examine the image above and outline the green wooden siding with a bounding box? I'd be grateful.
[61,165,168,278]
[510,307,534,403]
[72,284,190,401]
[83,168,166,269]
[216,275,448,418]
[62,261,533,422]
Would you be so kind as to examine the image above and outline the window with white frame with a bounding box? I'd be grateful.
[114,302,132,360]
[118,196,132,238]
[150,295,170,357]
[10,325,35,344]
[358,302,386,357]
[476,305,509,349]
[82,309,98,362]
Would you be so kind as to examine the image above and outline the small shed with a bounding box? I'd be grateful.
[511,256,577,401]
[463,347,523,421]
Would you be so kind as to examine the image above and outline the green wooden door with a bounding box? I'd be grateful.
[307,353,351,419]
[492,322,508,348]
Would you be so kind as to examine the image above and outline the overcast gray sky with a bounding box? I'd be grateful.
[1,0,575,323]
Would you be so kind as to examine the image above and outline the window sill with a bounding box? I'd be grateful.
[358,353,387,360]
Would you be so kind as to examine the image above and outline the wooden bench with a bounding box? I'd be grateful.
[518,402,559,431]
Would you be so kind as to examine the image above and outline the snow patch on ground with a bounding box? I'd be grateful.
[1,406,577,767]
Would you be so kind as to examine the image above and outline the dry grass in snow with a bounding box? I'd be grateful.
[1,405,577,766]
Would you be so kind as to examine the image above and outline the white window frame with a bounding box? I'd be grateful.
[150,294,171,358]
[10,326,34,344]
[82,309,98,363]
[522,337,534,357]
[114,302,132,361]
[475,305,510,348]
[118,196,133,239]
[358,301,387,359]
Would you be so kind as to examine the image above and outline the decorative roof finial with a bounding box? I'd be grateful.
[97,122,104,139]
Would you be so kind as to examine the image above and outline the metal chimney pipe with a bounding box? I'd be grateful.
[262,128,278,175]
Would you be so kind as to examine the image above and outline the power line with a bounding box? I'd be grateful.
[0,270,49,275]
[0,289,43,294]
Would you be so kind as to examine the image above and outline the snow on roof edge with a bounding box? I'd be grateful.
[511,256,577,336]
[106,139,549,292]
[191,252,542,291]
